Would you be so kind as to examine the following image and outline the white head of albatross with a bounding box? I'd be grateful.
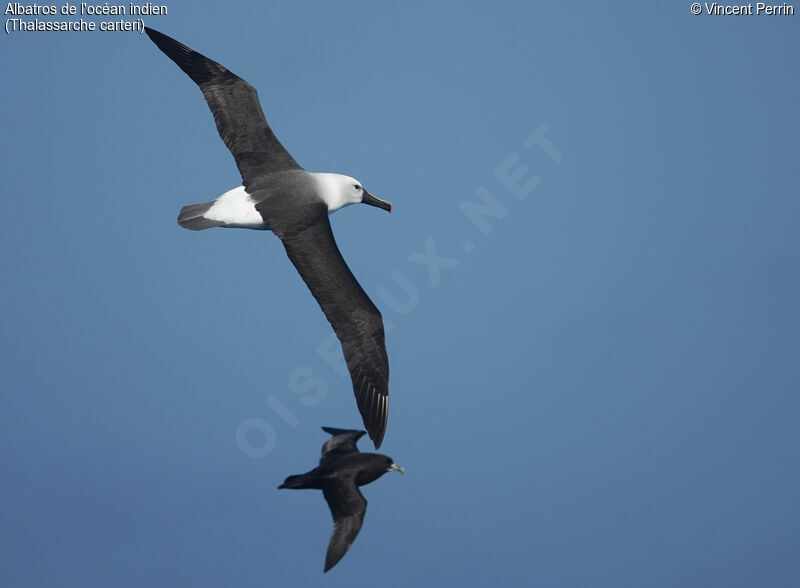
[312,173,393,214]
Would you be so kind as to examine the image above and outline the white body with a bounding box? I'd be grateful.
[204,186,266,228]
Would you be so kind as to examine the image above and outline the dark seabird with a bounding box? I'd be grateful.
[144,28,392,447]
[278,426,404,572]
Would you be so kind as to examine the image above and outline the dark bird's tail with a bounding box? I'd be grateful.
[278,469,323,490]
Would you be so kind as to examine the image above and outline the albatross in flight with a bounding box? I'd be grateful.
[144,28,392,448]
[279,426,404,572]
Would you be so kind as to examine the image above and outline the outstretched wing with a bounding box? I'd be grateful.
[322,477,367,572]
[145,27,302,186]
[272,211,389,449]
[321,427,366,460]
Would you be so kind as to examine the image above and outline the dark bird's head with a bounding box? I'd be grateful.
[383,456,405,474]
[316,173,393,213]
[353,454,404,486]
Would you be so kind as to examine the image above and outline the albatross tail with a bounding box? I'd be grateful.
[177,201,225,231]
[176,186,269,231]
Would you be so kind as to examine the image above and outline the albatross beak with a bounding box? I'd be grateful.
[389,463,405,474]
[362,189,393,212]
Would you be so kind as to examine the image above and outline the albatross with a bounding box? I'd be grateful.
[278,426,404,572]
[144,28,392,448]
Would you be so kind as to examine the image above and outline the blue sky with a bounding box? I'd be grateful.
[2,2,799,586]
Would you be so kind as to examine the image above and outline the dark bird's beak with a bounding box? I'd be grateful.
[389,463,405,474]
[362,189,392,213]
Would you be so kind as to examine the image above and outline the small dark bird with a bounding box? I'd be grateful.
[144,28,392,448]
[278,426,404,572]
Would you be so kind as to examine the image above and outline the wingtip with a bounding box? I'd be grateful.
[324,553,343,573]
[143,26,163,42]
[367,420,385,449]
[369,423,385,449]
[368,397,388,449]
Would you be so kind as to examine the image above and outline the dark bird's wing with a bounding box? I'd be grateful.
[322,477,367,572]
[144,27,302,186]
[266,209,389,448]
[321,427,366,460]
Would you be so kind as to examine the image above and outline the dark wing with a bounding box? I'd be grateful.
[267,207,388,449]
[145,27,302,186]
[321,427,366,461]
[322,477,367,572]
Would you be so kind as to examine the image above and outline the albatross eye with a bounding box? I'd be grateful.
[354,185,361,191]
